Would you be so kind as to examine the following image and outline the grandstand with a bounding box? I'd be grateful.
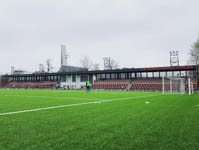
[1,65,198,92]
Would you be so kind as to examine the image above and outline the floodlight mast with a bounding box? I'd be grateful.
[103,57,111,70]
[61,45,69,66]
[170,51,179,67]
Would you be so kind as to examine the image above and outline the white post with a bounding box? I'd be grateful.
[162,76,165,94]
[188,78,191,95]
[170,79,172,94]
[191,82,194,94]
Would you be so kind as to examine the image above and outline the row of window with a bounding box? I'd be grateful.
[13,76,61,81]
[11,70,196,82]
[137,71,195,78]
[97,71,196,79]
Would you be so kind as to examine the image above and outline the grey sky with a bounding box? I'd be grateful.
[0,0,199,74]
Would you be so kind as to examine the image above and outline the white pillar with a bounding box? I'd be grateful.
[191,83,194,94]
[188,78,191,95]
[162,76,165,94]
[170,79,172,94]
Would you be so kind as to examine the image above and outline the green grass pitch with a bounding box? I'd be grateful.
[0,89,199,150]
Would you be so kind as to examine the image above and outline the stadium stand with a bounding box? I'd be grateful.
[130,78,164,91]
[91,80,130,89]
[91,78,198,91]
[3,81,56,89]
[2,65,198,91]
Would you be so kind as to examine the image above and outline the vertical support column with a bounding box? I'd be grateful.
[191,82,194,94]
[188,78,191,95]
[162,76,165,94]
[170,79,172,94]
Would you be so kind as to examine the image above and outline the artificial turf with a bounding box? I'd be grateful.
[0,89,198,150]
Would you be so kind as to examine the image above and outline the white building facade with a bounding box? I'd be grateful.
[60,74,96,89]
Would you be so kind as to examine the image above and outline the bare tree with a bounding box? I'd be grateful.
[80,56,93,70]
[189,36,199,87]
[39,64,45,73]
[103,57,119,70]
[110,59,119,70]
[45,59,54,73]
[189,41,199,65]
[91,63,100,71]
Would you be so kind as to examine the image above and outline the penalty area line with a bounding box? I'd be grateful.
[0,94,162,116]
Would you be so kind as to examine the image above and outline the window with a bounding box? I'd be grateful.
[121,73,126,79]
[180,71,186,77]
[154,72,159,78]
[173,71,180,77]
[148,72,153,78]
[131,73,135,78]
[160,72,166,77]
[137,72,141,78]
[54,76,57,80]
[101,74,105,79]
[61,76,66,82]
[167,71,173,77]
[111,73,116,79]
[141,72,147,78]
[106,74,110,79]
[72,75,76,82]
[97,74,101,80]
[80,75,88,82]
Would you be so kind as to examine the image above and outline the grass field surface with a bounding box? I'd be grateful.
[0,89,198,150]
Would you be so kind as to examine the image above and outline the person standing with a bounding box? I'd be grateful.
[86,80,91,93]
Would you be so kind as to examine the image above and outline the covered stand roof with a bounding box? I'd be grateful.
[4,65,197,78]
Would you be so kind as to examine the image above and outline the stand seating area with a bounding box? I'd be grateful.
[185,78,197,90]
[91,78,198,91]
[130,78,166,91]
[91,80,130,89]
[3,81,57,89]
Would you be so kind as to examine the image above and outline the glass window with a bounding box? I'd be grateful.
[136,72,140,78]
[80,75,88,82]
[141,72,147,78]
[96,74,101,80]
[111,74,116,79]
[173,71,180,77]
[61,76,66,82]
[167,71,173,77]
[148,72,153,78]
[54,76,57,80]
[72,75,76,82]
[154,72,159,78]
[101,74,105,79]
[106,74,110,79]
[131,73,135,78]
[180,71,186,77]
[187,71,193,77]
[187,71,196,78]
[121,73,125,79]
[160,72,166,77]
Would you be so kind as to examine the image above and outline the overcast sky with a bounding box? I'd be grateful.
[0,0,199,74]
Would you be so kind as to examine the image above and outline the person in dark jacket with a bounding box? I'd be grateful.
[86,80,91,93]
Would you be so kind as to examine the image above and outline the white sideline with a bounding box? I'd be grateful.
[0,94,162,116]
[2,95,101,101]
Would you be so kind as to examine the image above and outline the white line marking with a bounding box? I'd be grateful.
[2,95,101,101]
[0,94,162,116]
